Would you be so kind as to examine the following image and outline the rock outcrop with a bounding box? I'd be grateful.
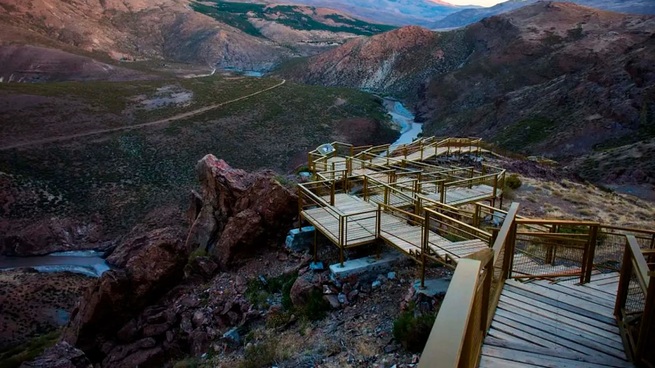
[277,25,471,99]
[186,155,298,268]
[62,227,187,361]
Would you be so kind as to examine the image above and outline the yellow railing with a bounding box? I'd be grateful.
[615,235,655,366]
[419,203,519,368]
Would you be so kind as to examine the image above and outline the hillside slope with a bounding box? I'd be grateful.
[0,0,395,74]
[420,2,655,157]
[275,26,472,100]
[242,0,467,27]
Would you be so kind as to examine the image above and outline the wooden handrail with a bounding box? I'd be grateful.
[419,249,494,368]
[425,208,492,241]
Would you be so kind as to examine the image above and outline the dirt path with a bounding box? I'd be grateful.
[0,79,286,151]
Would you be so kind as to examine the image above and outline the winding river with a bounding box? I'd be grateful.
[0,250,110,277]
[383,98,423,150]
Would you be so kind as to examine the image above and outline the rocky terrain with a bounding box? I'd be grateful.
[5,151,653,368]
[432,0,655,29]
[275,26,470,101]
[281,2,655,197]
[0,270,92,349]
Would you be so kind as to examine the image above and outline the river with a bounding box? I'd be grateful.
[0,250,110,277]
[383,98,423,150]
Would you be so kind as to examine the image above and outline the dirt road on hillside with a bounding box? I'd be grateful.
[0,79,286,151]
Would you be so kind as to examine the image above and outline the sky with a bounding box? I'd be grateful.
[446,0,506,6]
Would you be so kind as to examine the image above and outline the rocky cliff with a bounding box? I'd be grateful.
[276,25,472,100]
[58,157,297,366]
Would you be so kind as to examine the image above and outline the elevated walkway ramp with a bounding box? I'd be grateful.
[300,193,490,265]
[481,273,632,367]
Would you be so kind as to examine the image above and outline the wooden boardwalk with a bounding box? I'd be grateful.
[301,193,488,264]
[424,184,497,205]
[480,273,632,367]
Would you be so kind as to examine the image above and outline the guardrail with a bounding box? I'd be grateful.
[419,203,519,368]
[615,235,654,366]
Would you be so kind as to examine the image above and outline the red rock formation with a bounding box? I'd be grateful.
[186,155,298,267]
[63,227,187,361]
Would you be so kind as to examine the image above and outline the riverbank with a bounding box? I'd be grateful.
[0,250,110,278]
[0,269,93,349]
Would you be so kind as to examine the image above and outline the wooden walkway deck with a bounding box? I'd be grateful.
[301,193,488,264]
[424,184,497,205]
[480,273,632,367]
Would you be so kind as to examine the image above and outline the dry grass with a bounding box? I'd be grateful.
[509,177,654,229]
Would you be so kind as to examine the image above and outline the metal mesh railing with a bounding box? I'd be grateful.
[597,225,655,272]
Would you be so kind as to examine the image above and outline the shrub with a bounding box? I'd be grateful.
[505,174,522,190]
[245,272,297,310]
[299,289,331,321]
[240,339,279,368]
[187,248,208,264]
[392,306,437,353]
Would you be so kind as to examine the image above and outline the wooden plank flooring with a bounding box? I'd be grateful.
[480,273,632,367]
[424,184,496,205]
[302,193,491,263]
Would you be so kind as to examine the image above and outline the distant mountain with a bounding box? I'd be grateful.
[0,0,396,77]
[432,0,655,29]
[279,2,655,166]
[251,0,472,26]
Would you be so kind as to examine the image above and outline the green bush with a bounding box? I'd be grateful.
[187,248,208,264]
[300,289,331,321]
[392,307,437,353]
[505,174,522,190]
[245,272,297,309]
[240,339,279,368]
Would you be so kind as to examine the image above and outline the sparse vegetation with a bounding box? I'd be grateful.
[190,1,395,38]
[0,79,394,236]
[0,332,60,368]
[188,248,209,264]
[505,174,522,190]
[392,304,437,353]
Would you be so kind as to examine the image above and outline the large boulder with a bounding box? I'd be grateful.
[186,156,298,267]
[63,227,186,360]
[20,342,92,368]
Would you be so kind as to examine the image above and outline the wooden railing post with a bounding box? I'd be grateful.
[473,203,480,229]
[384,186,390,205]
[376,203,382,238]
[503,221,517,279]
[330,180,335,206]
[421,212,430,290]
[440,182,446,203]
[298,187,303,227]
[364,175,369,201]
[339,216,345,267]
[583,224,599,283]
